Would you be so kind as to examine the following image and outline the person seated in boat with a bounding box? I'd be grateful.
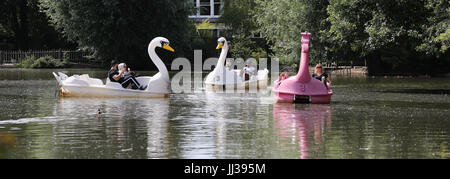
[312,64,331,88]
[241,64,256,81]
[118,63,136,79]
[108,60,147,90]
[277,72,289,85]
[225,61,232,70]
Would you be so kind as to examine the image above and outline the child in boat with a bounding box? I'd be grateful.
[225,61,232,70]
[118,63,136,79]
[241,64,256,81]
[312,64,331,88]
[277,72,289,85]
[112,62,146,90]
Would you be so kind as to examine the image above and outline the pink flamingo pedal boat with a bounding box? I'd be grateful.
[273,32,333,103]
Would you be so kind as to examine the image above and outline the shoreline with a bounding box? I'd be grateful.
[2,63,449,78]
[279,64,450,77]
[0,62,103,69]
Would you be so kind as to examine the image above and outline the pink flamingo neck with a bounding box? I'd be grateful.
[295,32,311,83]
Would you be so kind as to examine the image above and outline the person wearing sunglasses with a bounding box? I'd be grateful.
[312,64,331,88]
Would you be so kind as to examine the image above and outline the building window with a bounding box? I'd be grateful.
[212,29,224,37]
[191,0,222,17]
[251,32,263,39]
[200,0,211,16]
[213,0,221,16]
[192,0,197,16]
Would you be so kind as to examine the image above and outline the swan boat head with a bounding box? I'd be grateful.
[146,37,175,93]
[205,37,239,86]
[216,37,229,50]
[149,37,175,52]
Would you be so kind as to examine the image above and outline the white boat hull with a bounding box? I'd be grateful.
[204,68,269,91]
[205,78,268,91]
[54,37,174,98]
[59,85,169,98]
[54,72,169,98]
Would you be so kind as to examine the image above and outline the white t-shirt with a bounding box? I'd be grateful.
[244,66,256,74]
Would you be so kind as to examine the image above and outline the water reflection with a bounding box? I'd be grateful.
[170,91,272,158]
[0,69,448,158]
[144,98,169,158]
[55,97,170,158]
[273,103,332,158]
[173,92,233,158]
[0,132,17,158]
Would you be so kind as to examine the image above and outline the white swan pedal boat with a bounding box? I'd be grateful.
[53,37,174,98]
[204,37,269,90]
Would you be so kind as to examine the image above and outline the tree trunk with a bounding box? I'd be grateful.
[366,51,382,76]
[18,0,29,50]
[9,0,29,50]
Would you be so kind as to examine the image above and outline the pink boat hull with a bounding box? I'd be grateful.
[273,32,333,104]
[273,90,332,104]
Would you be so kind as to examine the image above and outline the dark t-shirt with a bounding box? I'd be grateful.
[312,73,328,81]
[108,69,120,82]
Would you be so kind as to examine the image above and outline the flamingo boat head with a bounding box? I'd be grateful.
[272,32,333,103]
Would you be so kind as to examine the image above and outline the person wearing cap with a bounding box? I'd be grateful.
[312,64,331,87]
[109,60,122,83]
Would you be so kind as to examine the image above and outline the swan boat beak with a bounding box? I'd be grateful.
[216,43,223,50]
[163,44,175,52]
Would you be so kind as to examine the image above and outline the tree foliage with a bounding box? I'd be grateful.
[220,0,257,35]
[40,0,196,68]
[416,0,450,57]
[219,0,267,59]
[326,0,449,74]
[0,0,72,50]
[253,0,449,74]
[327,0,430,55]
[253,0,330,66]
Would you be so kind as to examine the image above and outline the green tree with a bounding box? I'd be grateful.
[220,0,268,59]
[326,0,449,75]
[0,0,30,50]
[40,0,196,68]
[220,0,256,35]
[253,0,330,67]
[0,0,71,50]
[416,0,449,57]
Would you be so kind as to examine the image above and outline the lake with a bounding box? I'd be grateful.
[0,68,448,158]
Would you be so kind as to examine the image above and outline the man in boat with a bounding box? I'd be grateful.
[108,60,147,90]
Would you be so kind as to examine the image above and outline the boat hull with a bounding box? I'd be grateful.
[59,85,169,98]
[273,91,332,104]
[205,79,268,91]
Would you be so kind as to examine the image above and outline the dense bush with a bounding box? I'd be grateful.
[19,56,37,68]
[18,56,68,68]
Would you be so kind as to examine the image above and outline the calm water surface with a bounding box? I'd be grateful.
[0,69,448,158]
